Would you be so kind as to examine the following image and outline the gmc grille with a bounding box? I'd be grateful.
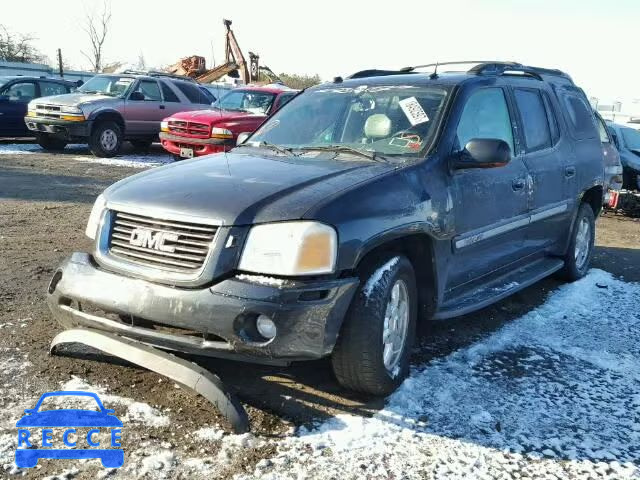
[168,120,210,137]
[108,211,218,272]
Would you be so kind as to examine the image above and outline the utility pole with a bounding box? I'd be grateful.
[57,49,64,78]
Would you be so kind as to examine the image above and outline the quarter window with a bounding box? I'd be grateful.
[595,116,610,143]
[514,88,551,152]
[541,92,559,144]
[456,88,514,153]
[561,94,597,140]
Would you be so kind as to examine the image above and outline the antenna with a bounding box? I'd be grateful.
[430,62,439,79]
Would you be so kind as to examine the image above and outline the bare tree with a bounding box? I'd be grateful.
[0,25,46,63]
[80,1,112,72]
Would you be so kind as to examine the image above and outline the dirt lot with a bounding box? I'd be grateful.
[1,144,639,478]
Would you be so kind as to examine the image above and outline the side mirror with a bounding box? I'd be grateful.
[129,91,145,101]
[452,138,511,169]
[236,132,251,145]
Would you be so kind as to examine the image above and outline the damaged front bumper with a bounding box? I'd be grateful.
[47,253,358,364]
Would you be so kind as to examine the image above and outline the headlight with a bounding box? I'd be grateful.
[238,222,337,276]
[160,120,169,132]
[60,106,82,114]
[211,127,233,139]
[85,194,106,240]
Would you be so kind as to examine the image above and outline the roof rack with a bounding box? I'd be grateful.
[120,70,197,82]
[347,61,573,83]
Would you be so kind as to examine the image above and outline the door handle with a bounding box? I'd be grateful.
[512,178,526,191]
[565,166,576,178]
[159,105,166,110]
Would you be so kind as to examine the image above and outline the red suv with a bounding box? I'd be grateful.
[159,85,298,159]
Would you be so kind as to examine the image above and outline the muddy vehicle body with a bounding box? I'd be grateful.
[24,72,211,157]
[47,62,604,395]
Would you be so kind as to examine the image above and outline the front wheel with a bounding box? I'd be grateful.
[36,133,67,151]
[331,254,417,395]
[560,202,595,281]
[89,121,123,157]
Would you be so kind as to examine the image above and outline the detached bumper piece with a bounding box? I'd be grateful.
[50,328,249,433]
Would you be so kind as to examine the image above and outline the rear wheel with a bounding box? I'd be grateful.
[89,121,123,157]
[331,254,417,395]
[560,202,595,281]
[36,133,67,151]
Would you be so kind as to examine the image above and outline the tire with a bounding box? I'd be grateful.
[36,133,67,151]
[130,139,153,151]
[331,254,417,395]
[89,121,123,157]
[559,202,595,281]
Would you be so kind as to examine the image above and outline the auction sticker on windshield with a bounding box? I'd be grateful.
[399,97,429,126]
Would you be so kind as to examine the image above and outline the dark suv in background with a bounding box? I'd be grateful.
[25,71,212,157]
[48,62,604,396]
[0,76,76,137]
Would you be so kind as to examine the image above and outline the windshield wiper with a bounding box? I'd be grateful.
[298,145,386,162]
[237,141,296,156]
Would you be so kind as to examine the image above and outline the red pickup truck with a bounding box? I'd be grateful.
[159,85,298,159]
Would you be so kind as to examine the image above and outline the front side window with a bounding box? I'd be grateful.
[250,85,450,157]
[456,88,514,152]
[621,127,640,150]
[78,76,135,97]
[131,80,161,101]
[40,81,70,96]
[2,81,36,101]
[215,90,276,115]
[514,88,551,152]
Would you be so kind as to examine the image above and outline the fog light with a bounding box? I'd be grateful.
[256,315,276,340]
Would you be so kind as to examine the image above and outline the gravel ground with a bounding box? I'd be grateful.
[0,142,638,479]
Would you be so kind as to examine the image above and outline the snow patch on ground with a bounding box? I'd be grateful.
[194,426,226,442]
[61,377,169,427]
[363,256,400,299]
[0,143,170,168]
[237,269,640,479]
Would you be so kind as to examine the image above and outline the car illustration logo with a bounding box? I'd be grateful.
[15,391,123,468]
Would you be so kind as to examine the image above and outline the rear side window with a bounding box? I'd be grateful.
[514,88,551,152]
[561,94,597,140]
[160,82,180,102]
[40,81,70,96]
[173,81,209,104]
[456,88,514,152]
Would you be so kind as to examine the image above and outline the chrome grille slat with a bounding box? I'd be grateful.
[107,211,218,273]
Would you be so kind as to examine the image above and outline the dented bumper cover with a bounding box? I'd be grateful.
[47,253,358,363]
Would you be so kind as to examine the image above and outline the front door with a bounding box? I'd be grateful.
[124,80,165,135]
[0,80,37,136]
[447,87,530,289]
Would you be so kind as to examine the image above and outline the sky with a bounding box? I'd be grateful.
[3,0,639,102]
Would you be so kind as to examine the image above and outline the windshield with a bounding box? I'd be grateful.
[621,127,640,150]
[249,84,450,157]
[78,75,135,97]
[214,90,276,114]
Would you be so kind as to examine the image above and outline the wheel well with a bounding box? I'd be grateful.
[355,234,437,321]
[581,185,603,217]
[92,112,125,134]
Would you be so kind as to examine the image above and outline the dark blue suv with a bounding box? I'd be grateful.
[0,76,76,137]
[47,61,604,396]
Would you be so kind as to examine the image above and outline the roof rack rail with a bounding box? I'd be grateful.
[401,60,516,72]
[468,62,572,82]
[120,70,197,82]
[347,69,417,79]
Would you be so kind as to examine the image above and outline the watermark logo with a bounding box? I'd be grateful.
[15,391,123,468]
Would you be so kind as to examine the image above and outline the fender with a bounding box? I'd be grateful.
[86,108,126,132]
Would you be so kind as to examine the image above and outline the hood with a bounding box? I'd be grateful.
[35,92,114,107]
[168,109,261,124]
[105,151,394,225]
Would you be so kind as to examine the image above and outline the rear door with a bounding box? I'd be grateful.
[448,86,530,288]
[124,79,165,135]
[158,81,186,117]
[510,86,572,254]
[0,80,38,136]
